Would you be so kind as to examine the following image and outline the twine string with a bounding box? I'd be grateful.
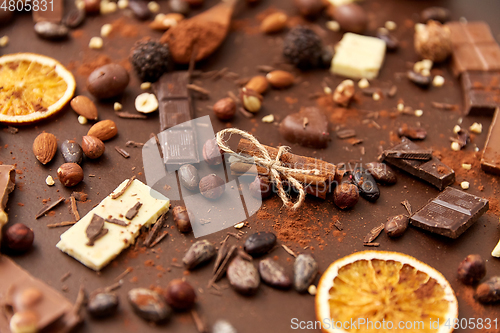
[216,128,320,210]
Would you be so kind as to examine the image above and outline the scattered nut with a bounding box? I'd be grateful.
[475,276,500,303]
[114,102,123,111]
[45,175,55,186]
[462,163,472,170]
[164,279,196,310]
[332,79,355,107]
[4,223,34,252]
[135,93,158,113]
[469,122,482,134]
[140,82,152,90]
[451,141,461,151]
[373,92,381,101]
[307,285,317,296]
[213,97,236,121]
[100,23,112,37]
[199,174,225,200]
[333,183,359,210]
[453,125,461,134]
[414,109,424,117]
[117,0,128,9]
[70,95,98,120]
[100,1,117,14]
[78,116,88,125]
[0,36,9,47]
[432,75,445,87]
[147,1,160,13]
[326,21,340,32]
[57,163,84,187]
[32,132,58,165]
[87,120,118,141]
[358,78,369,89]
[397,103,404,112]
[385,20,397,30]
[266,70,295,89]
[240,87,263,113]
[173,206,192,233]
[82,135,105,159]
[89,36,104,49]
[245,75,268,94]
[414,20,452,62]
[461,181,470,190]
[261,114,274,123]
[260,12,288,34]
[457,254,486,285]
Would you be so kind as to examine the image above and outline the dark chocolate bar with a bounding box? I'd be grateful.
[155,71,190,101]
[382,149,433,160]
[32,0,63,23]
[159,127,200,166]
[481,108,500,174]
[461,71,500,116]
[446,21,500,76]
[158,99,193,132]
[380,137,455,190]
[410,187,488,239]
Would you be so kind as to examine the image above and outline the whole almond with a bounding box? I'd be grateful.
[70,95,98,120]
[87,120,117,141]
[82,135,105,159]
[245,75,268,94]
[260,12,288,34]
[266,70,295,89]
[32,132,57,165]
[57,163,84,187]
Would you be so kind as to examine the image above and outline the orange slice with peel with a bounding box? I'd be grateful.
[316,251,458,333]
[0,53,76,124]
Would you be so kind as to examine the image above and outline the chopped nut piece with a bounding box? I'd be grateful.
[113,102,123,111]
[140,82,152,90]
[397,103,404,112]
[135,93,158,113]
[373,92,381,101]
[461,181,470,190]
[117,0,128,9]
[432,75,445,87]
[451,141,461,151]
[46,175,55,186]
[100,1,117,14]
[323,86,332,94]
[89,37,104,49]
[462,163,472,170]
[332,79,355,106]
[453,125,461,134]
[234,222,245,229]
[326,21,340,32]
[261,114,274,123]
[308,285,317,295]
[100,24,112,37]
[469,122,482,134]
[78,116,88,125]
[385,20,397,30]
[358,78,369,89]
[414,109,423,117]
[148,1,160,13]
[0,36,9,47]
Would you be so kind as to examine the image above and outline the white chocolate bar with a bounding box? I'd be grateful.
[492,238,500,257]
[330,33,387,79]
[56,179,169,271]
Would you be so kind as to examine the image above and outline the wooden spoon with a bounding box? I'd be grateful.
[160,0,239,64]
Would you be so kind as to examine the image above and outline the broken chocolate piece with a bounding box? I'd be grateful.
[380,137,455,190]
[105,218,128,227]
[461,71,500,116]
[35,197,65,219]
[0,165,15,239]
[397,124,427,140]
[364,223,385,243]
[159,127,200,165]
[382,149,433,160]
[86,214,105,246]
[410,187,488,239]
[144,213,167,247]
[481,108,500,174]
[126,202,143,220]
[279,107,330,149]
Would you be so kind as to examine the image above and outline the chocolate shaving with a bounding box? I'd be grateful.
[187,84,210,97]
[383,149,433,160]
[431,101,457,110]
[116,112,147,119]
[47,221,76,228]
[111,176,136,199]
[363,242,380,247]
[125,202,142,220]
[125,140,145,148]
[35,197,65,219]
[3,126,18,134]
[336,129,356,139]
[71,285,86,320]
[61,272,71,282]
[388,85,397,97]
[114,146,130,158]
[191,309,207,333]
[334,220,343,231]
[257,65,275,73]
[144,213,168,247]
[70,196,80,221]
[210,245,237,284]
[234,77,250,86]
[150,132,164,159]
[149,231,168,248]
[363,223,385,243]
[86,214,105,246]
[401,200,413,216]
[87,228,108,246]
[105,218,128,227]
[238,249,253,261]
[238,107,254,118]
[114,267,133,281]
[213,240,230,275]
[281,244,297,258]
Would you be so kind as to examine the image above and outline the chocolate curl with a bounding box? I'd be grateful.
[216,128,320,210]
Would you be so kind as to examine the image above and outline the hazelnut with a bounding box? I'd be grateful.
[199,174,225,200]
[213,97,236,121]
[82,135,105,159]
[240,88,262,113]
[57,163,84,187]
[333,183,359,210]
[173,206,192,233]
[414,20,452,62]
[384,214,409,238]
[10,311,38,333]
[202,138,223,166]
[457,254,486,285]
[164,279,196,310]
[4,223,34,252]
[475,276,500,304]
[332,79,355,107]
[249,176,272,199]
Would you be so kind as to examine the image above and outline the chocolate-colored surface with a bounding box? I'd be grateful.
[481,108,500,174]
[461,71,500,116]
[2,0,500,332]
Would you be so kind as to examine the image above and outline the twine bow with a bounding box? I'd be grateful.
[216,128,320,210]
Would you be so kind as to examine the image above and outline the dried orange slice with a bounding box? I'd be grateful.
[0,53,76,124]
[316,251,458,333]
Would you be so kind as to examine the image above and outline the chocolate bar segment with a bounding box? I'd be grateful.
[446,21,500,76]
[410,187,488,239]
[159,127,200,166]
[155,71,190,101]
[0,255,79,332]
[380,137,455,190]
[481,108,500,174]
[158,99,193,132]
[32,0,64,23]
[462,71,500,116]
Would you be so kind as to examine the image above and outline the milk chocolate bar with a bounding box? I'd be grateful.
[380,137,455,190]
[461,71,500,116]
[481,108,500,174]
[0,165,15,243]
[410,187,488,239]
[32,0,64,23]
[446,21,500,76]
[0,255,79,332]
